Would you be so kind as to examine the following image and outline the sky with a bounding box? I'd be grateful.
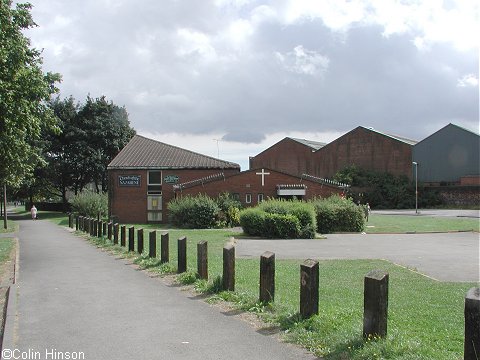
[24,0,479,170]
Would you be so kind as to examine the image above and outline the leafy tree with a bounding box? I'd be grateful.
[0,0,61,226]
[37,95,135,204]
[0,0,61,186]
[334,165,442,209]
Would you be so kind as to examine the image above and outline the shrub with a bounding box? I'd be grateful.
[313,195,365,234]
[216,193,242,227]
[239,208,266,236]
[240,199,316,239]
[70,190,108,218]
[168,194,219,229]
[264,213,301,238]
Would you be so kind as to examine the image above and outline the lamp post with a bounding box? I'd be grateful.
[412,162,418,214]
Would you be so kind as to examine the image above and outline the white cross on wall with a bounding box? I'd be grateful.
[256,168,270,186]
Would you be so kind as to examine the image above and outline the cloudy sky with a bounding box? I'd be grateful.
[25,0,479,170]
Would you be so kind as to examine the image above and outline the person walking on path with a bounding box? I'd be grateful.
[30,205,37,220]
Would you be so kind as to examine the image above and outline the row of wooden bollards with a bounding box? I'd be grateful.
[69,214,479,358]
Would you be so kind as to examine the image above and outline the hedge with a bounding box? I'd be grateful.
[240,199,316,239]
[168,194,219,229]
[313,195,365,234]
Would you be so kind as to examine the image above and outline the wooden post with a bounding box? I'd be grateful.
[68,213,73,228]
[363,270,389,339]
[120,225,126,247]
[197,241,208,280]
[260,251,275,303]
[149,230,157,258]
[223,244,235,291]
[113,223,119,245]
[79,216,83,231]
[102,222,107,238]
[128,226,135,252]
[98,221,103,238]
[108,222,113,241]
[75,215,79,231]
[161,232,169,263]
[137,228,144,254]
[464,287,480,360]
[92,220,97,237]
[300,259,319,318]
[177,236,187,273]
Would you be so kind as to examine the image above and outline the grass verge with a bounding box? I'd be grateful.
[366,214,479,233]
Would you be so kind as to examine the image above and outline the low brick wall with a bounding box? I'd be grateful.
[429,186,480,206]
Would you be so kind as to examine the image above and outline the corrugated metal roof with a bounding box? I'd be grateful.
[289,137,326,150]
[361,126,418,145]
[108,135,240,169]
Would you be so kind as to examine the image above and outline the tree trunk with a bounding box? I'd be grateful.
[3,184,7,229]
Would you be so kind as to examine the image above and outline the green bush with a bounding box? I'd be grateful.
[240,199,316,239]
[69,190,108,218]
[264,213,301,238]
[216,192,242,227]
[168,194,219,229]
[239,208,266,236]
[313,195,365,234]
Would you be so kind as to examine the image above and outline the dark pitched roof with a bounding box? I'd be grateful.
[289,137,326,150]
[108,135,240,170]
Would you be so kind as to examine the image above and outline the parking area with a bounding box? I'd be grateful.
[235,232,480,282]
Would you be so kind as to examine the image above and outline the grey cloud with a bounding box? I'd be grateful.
[29,0,478,143]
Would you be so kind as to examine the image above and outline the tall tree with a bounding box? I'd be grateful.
[39,96,135,204]
[0,0,61,226]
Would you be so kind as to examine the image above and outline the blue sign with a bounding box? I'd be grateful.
[119,175,141,187]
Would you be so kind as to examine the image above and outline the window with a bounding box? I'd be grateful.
[258,193,264,203]
[246,193,252,204]
[148,170,162,194]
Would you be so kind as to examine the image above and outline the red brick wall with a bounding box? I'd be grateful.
[175,169,343,207]
[249,138,315,176]
[312,127,413,179]
[109,168,239,224]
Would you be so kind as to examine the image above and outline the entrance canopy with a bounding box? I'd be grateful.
[276,184,306,196]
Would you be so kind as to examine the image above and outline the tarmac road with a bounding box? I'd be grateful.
[235,232,480,282]
[3,216,317,360]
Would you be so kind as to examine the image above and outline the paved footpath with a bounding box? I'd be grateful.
[3,217,317,360]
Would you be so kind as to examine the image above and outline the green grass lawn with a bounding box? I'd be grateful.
[69,219,475,360]
[0,237,14,266]
[366,214,479,233]
[0,216,18,233]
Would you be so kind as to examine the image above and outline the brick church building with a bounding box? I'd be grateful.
[108,135,347,224]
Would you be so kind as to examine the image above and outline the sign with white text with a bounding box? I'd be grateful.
[119,175,141,187]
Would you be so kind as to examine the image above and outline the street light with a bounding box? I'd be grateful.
[412,162,418,214]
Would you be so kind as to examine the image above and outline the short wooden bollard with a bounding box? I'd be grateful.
[161,232,169,263]
[149,231,157,258]
[197,241,208,280]
[108,222,113,241]
[464,287,480,360]
[68,213,73,228]
[79,216,83,231]
[260,251,275,303]
[75,215,79,231]
[102,222,107,238]
[128,226,135,252]
[300,259,319,319]
[98,221,103,238]
[363,270,389,339]
[120,226,126,247]
[137,228,144,254]
[90,219,98,237]
[177,237,187,273]
[113,223,119,245]
[223,244,235,291]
